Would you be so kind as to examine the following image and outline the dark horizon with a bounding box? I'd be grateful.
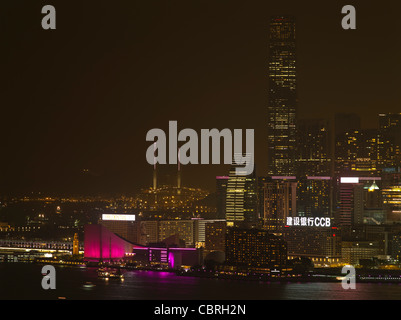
[2,0,400,195]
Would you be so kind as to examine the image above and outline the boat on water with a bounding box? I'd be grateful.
[97,267,124,280]
[83,282,96,288]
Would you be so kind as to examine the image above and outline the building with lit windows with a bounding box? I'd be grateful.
[379,113,401,166]
[341,241,382,265]
[296,118,331,176]
[225,228,287,271]
[261,176,297,233]
[225,156,258,227]
[335,129,379,176]
[296,176,332,218]
[267,15,297,176]
[283,226,341,267]
[335,177,382,230]
[204,220,227,255]
[382,185,401,221]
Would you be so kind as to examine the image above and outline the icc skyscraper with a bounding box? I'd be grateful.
[267,16,297,176]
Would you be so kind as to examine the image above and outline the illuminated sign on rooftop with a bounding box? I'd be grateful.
[286,216,331,227]
[340,177,359,184]
[102,214,136,221]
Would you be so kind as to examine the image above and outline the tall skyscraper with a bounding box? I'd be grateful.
[267,16,297,176]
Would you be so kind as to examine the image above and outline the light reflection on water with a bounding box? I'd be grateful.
[2,263,401,300]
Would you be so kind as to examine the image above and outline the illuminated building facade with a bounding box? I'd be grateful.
[296,119,331,176]
[341,241,382,265]
[336,177,383,230]
[73,233,79,255]
[131,247,201,270]
[296,176,332,218]
[382,185,401,219]
[335,129,379,176]
[225,228,287,270]
[225,159,258,227]
[379,113,401,167]
[261,177,297,232]
[84,224,136,261]
[205,220,227,254]
[267,15,297,176]
[158,220,195,247]
[283,226,341,267]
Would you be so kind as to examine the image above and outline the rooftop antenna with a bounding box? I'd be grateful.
[177,148,181,195]
[153,142,157,190]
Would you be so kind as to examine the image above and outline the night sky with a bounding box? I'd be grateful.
[1,0,400,195]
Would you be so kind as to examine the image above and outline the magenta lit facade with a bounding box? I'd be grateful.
[84,224,136,261]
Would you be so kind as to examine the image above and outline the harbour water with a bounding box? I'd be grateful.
[2,263,401,300]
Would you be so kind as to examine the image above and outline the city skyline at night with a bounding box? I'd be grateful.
[2,0,401,305]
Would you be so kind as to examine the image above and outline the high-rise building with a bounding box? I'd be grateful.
[267,16,297,176]
[216,176,229,219]
[296,176,332,218]
[225,157,258,227]
[261,176,297,233]
[335,129,379,176]
[378,113,401,168]
[335,177,382,230]
[296,118,331,176]
[205,221,227,255]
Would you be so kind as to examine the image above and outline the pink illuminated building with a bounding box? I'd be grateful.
[84,224,138,261]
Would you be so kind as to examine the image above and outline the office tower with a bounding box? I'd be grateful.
[378,113,401,168]
[382,167,401,188]
[335,129,379,176]
[336,177,382,230]
[225,158,258,227]
[225,228,287,270]
[338,178,364,228]
[216,176,229,219]
[267,16,297,176]
[297,176,332,218]
[205,221,227,254]
[382,185,401,221]
[262,177,297,232]
[296,118,331,176]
